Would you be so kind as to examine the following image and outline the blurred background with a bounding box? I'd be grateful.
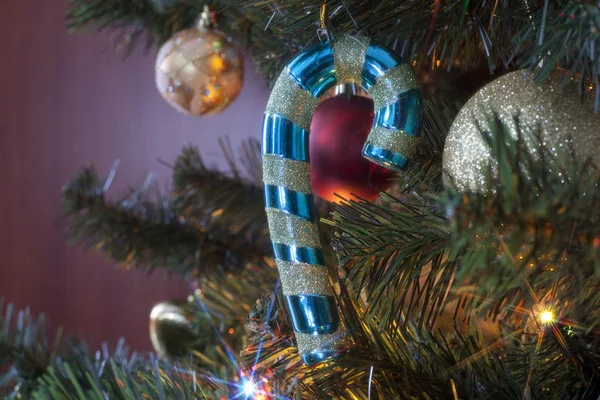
[0,1,268,351]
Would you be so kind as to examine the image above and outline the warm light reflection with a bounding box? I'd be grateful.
[540,310,555,325]
[207,53,226,73]
[242,379,257,397]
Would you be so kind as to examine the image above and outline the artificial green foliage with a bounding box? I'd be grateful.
[320,117,600,398]
[0,302,54,397]
[398,96,462,193]
[65,0,206,51]
[66,0,600,105]
[327,194,450,333]
[194,260,280,354]
[173,140,267,240]
[441,116,600,330]
[0,301,260,399]
[61,143,271,278]
[323,97,458,331]
[243,282,599,399]
[518,1,600,105]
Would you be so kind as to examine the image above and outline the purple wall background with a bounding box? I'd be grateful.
[0,1,269,351]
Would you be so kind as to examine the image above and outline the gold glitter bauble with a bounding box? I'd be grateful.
[149,301,199,359]
[443,70,600,192]
[155,25,243,116]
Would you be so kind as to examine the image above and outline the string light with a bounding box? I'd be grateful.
[237,376,272,400]
[242,379,257,397]
[540,310,555,325]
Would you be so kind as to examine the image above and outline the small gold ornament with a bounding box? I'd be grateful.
[443,70,600,192]
[149,301,200,359]
[155,7,244,116]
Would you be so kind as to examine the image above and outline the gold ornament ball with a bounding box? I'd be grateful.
[155,26,244,116]
[149,301,200,359]
[442,70,600,192]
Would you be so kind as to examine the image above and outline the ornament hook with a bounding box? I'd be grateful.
[320,0,336,43]
[198,5,216,31]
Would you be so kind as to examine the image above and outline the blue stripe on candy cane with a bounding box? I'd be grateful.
[264,184,315,222]
[285,294,339,334]
[362,142,410,172]
[374,89,423,136]
[362,42,403,89]
[263,36,423,365]
[287,43,336,98]
[262,114,310,162]
[272,243,325,265]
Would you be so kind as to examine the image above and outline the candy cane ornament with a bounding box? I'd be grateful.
[262,36,422,365]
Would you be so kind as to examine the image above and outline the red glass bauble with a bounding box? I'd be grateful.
[309,95,395,202]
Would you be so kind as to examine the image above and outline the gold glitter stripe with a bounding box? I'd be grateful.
[371,64,420,111]
[333,35,370,84]
[368,126,419,157]
[295,327,346,354]
[266,208,321,248]
[265,73,318,131]
[263,154,312,194]
[277,260,334,296]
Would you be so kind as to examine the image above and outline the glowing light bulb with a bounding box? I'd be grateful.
[242,379,256,397]
[540,310,555,324]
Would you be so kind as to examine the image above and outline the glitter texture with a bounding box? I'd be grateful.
[266,208,321,248]
[266,73,318,131]
[443,70,600,192]
[295,327,346,354]
[263,154,312,194]
[277,260,334,296]
[262,36,423,364]
[333,36,370,84]
[155,28,243,116]
[371,64,419,110]
[367,126,419,157]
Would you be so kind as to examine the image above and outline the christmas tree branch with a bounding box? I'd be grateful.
[441,115,600,332]
[62,151,271,278]
[172,140,268,240]
[0,302,54,397]
[243,282,598,399]
[518,1,600,108]
[326,106,600,337]
[67,0,600,104]
[324,192,452,332]
[321,97,458,331]
[65,0,205,51]
[401,96,462,193]
[0,302,253,399]
[313,111,600,398]
[194,261,280,335]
